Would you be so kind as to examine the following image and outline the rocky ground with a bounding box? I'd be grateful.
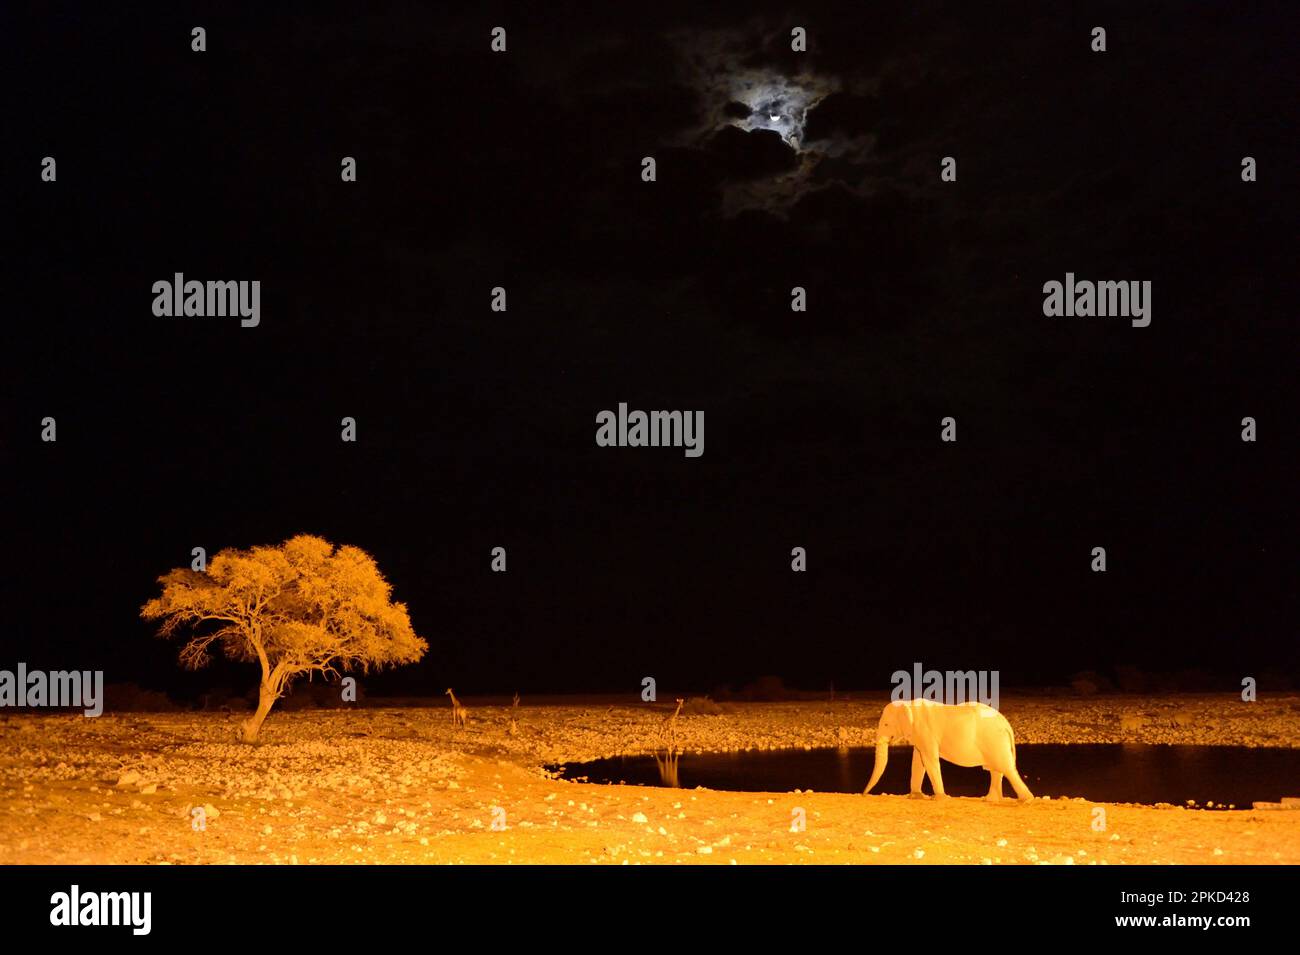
[1,693,1298,864]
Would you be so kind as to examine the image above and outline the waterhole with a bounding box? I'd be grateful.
[553,744,1300,809]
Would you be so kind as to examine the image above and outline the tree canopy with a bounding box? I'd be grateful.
[141,534,427,740]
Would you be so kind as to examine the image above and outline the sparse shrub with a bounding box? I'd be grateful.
[198,685,265,711]
[1114,665,1148,694]
[306,680,351,708]
[1257,669,1297,692]
[277,687,313,711]
[198,686,236,710]
[739,675,789,701]
[1069,670,1103,695]
[682,695,725,715]
[103,683,176,712]
[279,680,353,710]
[1152,668,1217,693]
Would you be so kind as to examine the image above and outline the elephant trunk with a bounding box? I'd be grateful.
[863,736,890,794]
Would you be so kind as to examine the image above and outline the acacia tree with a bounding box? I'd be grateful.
[141,534,427,742]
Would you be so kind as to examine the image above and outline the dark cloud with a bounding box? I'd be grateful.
[705,125,800,180]
[802,90,878,143]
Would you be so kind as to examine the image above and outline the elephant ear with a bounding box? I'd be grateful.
[899,700,916,737]
[886,699,914,739]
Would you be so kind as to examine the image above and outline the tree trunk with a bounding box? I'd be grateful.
[241,683,276,743]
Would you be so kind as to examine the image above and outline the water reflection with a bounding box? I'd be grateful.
[654,749,682,788]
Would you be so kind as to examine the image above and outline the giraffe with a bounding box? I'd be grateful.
[661,698,685,747]
[655,699,686,788]
[445,687,468,727]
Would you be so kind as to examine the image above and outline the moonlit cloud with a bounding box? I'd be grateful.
[668,26,852,213]
[671,26,835,148]
[725,71,826,148]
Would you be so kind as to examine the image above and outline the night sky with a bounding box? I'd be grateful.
[4,2,1296,698]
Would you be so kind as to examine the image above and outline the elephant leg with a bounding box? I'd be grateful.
[909,749,927,797]
[1005,764,1034,802]
[920,745,947,798]
[985,771,1003,802]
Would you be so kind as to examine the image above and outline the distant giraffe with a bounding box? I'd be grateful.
[655,699,686,788]
[661,698,685,747]
[445,688,468,727]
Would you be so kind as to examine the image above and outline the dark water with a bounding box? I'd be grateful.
[554,745,1300,809]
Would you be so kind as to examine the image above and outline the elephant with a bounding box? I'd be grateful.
[863,699,1034,802]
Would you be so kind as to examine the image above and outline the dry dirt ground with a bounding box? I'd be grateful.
[2,693,1298,865]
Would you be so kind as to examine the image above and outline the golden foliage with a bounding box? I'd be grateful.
[141,534,427,697]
